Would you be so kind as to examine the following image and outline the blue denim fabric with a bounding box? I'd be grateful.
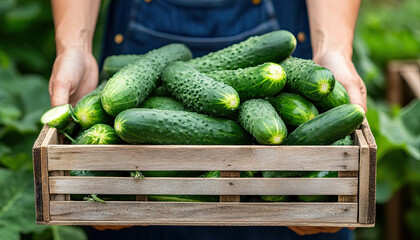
[86,226,353,240]
[101,0,312,66]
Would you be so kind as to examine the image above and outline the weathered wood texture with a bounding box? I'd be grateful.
[49,202,358,223]
[38,127,59,222]
[49,177,358,196]
[360,120,377,224]
[32,124,49,222]
[220,171,240,202]
[47,145,359,171]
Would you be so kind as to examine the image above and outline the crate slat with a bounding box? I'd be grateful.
[50,201,358,224]
[220,171,240,202]
[47,145,359,171]
[49,177,358,196]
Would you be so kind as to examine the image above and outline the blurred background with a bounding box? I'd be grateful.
[0,0,419,239]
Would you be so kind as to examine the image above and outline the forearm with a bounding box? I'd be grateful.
[51,0,101,54]
[306,0,361,61]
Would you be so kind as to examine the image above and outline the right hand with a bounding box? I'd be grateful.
[49,48,99,107]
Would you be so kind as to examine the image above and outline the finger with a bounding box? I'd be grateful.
[287,226,306,236]
[288,226,321,236]
[342,80,367,113]
[50,78,71,107]
[318,227,342,234]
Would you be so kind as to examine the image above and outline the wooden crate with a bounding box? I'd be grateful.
[32,120,376,227]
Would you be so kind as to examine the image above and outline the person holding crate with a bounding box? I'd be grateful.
[48,0,365,239]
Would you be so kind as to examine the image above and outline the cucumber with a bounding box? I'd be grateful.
[261,171,304,202]
[140,96,187,111]
[142,171,201,177]
[332,135,354,146]
[162,61,240,117]
[114,108,251,145]
[103,54,141,77]
[314,80,350,111]
[238,99,287,145]
[201,171,257,178]
[74,82,112,129]
[75,124,120,144]
[281,57,335,101]
[297,171,338,202]
[269,92,318,127]
[40,104,75,129]
[285,104,365,145]
[70,170,126,177]
[188,30,296,72]
[152,85,171,97]
[205,62,287,99]
[101,44,192,116]
[147,195,219,202]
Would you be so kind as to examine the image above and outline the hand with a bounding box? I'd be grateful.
[49,48,99,107]
[92,225,133,231]
[314,50,367,112]
[288,226,353,236]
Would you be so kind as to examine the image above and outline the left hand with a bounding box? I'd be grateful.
[288,226,349,236]
[314,50,367,112]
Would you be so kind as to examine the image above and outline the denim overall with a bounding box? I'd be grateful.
[91,0,353,239]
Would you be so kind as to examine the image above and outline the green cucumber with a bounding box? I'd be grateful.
[101,44,192,116]
[142,171,201,177]
[269,92,318,127]
[201,171,257,178]
[285,104,365,145]
[205,62,287,99]
[297,171,338,202]
[114,108,251,145]
[152,85,171,97]
[147,195,219,202]
[281,57,335,101]
[70,170,126,177]
[162,61,240,116]
[74,82,111,129]
[188,30,296,72]
[75,124,120,144]
[103,54,141,77]
[238,99,287,145]
[332,135,354,146]
[315,80,350,111]
[40,104,75,129]
[140,96,187,111]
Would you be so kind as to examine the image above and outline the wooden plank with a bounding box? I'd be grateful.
[338,172,358,202]
[47,145,359,171]
[43,220,375,227]
[49,177,358,196]
[50,201,358,224]
[386,61,404,104]
[39,127,59,222]
[220,171,240,202]
[355,127,371,224]
[360,120,377,224]
[399,63,420,98]
[32,124,49,222]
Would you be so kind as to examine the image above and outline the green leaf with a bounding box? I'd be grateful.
[52,226,87,240]
[0,168,46,240]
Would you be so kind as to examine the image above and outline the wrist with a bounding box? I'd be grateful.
[55,27,93,55]
[311,31,353,63]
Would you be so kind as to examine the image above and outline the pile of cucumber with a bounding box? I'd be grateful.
[40,30,364,202]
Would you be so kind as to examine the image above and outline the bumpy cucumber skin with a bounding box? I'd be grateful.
[74,82,111,129]
[297,171,338,202]
[147,195,219,202]
[101,44,192,116]
[281,57,335,101]
[140,96,187,111]
[142,171,201,177]
[238,99,287,145]
[285,104,365,145]
[206,62,287,99]
[103,54,141,77]
[188,30,296,72]
[315,80,350,111]
[162,62,240,117]
[114,108,251,145]
[269,92,319,127]
[332,135,354,146]
[75,124,120,144]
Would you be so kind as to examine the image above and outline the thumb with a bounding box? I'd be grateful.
[50,78,71,107]
[341,79,367,112]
